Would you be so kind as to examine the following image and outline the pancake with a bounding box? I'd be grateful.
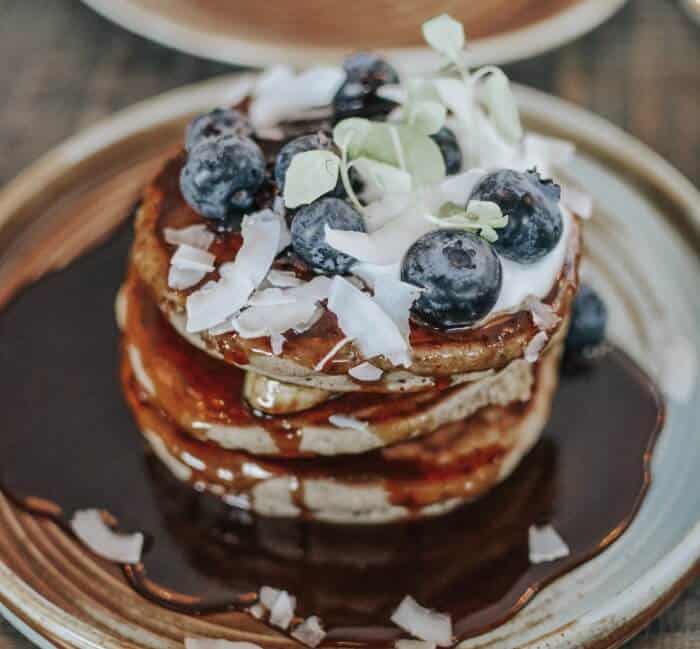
[119,273,535,457]
[121,340,561,523]
[131,152,581,391]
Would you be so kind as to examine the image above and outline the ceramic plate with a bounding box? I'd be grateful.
[0,75,699,649]
[79,0,628,70]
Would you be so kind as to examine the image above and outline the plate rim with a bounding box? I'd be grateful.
[78,0,629,70]
[0,74,699,649]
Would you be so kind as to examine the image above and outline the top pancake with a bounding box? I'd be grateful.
[132,151,580,392]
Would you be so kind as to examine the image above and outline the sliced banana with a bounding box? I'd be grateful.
[244,371,334,414]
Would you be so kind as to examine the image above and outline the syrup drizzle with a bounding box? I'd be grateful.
[0,224,664,646]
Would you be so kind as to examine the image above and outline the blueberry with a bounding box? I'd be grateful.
[333,53,400,118]
[430,127,462,175]
[566,284,607,352]
[180,135,266,220]
[185,108,253,152]
[401,230,502,329]
[274,132,344,197]
[291,198,366,274]
[469,169,563,264]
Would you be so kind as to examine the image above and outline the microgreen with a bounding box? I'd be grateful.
[426,200,508,242]
[283,149,340,208]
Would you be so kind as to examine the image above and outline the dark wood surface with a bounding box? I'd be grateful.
[0,0,698,647]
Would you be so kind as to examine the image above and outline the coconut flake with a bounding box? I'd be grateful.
[249,66,344,129]
[373,277,421,339]
[327,276,411,367]
[70,509,143,564]
[185,640,263,649]
[186,209,281,332]
[522,134,575,179]
[328,415,369,432]
[292,617,326,648]
[171,244,216,272]
[247,604,265,619]
[395,641,437,649]
[270,333,286,356]
[314,337,353,372]
[391,596,452,647]
[525,331,548,363]
[259,586,297,612]
[349,362,383,382]
[269,591,295,630]
[561,184,593,219]
[164,224,215,250]
[529,524,570,564]
[168,244,216,290]
[267,269,304,288]
[525,298,561,331]
[326,205,433,267]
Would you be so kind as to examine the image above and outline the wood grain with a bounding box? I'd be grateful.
[0,0,698,646]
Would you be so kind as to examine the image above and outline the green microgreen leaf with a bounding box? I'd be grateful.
[334,118,446,187]
[351,157,413,198]
[429,200,508,242]
[422,14,465,64]
[406,99,447,135]
[283,150,340,209]
[478,67,523,144]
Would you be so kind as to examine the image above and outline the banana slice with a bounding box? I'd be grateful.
[244,371,334,414]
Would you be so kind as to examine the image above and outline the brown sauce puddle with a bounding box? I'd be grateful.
[0,223,664,646]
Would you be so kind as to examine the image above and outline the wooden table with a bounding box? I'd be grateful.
[0,0,698,646]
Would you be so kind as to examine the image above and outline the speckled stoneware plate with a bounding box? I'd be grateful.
[79,0,628,70]
[0,75,699,649]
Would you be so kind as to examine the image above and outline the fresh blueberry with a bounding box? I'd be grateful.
[274,132,344,196]
[333,53,400,118]
[401,230,502,329]
[566,284,607,352]
[180,135,266,220]
[469,169,563,264]
[291,198,366,274]
[185,108,253,152]
[430,127,462,175]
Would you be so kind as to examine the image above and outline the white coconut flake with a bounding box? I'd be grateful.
[270,333,286,356]
[391,596,453,647]
[525,331,548,363]
[373,277,422,339]
[349,362,384,382]
[395,641,437,649]
[267,269,304,288]
[70,509,143,564]
[525,297,561,331]
[326,205,433,267]
[163,224,215,250]
[561,184,593,219]
[186,209,281,333]
[259,586,297,612]
[269,590,295,630]
[185,640,263,649]
[522,133,575,179]
[327,276,411,367]
[292,617,326,648]
[249,66,344,129]
[314,337,353,372]
[247,604,265,619]
[328,414,369,432]
[171,244,216,273]
[529,524,570,564]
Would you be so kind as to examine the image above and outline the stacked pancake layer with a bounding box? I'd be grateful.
[117,148,580,523]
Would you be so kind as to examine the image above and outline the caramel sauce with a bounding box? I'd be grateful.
[0,223,664,646]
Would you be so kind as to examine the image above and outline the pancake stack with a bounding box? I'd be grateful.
[117,41,582,524]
